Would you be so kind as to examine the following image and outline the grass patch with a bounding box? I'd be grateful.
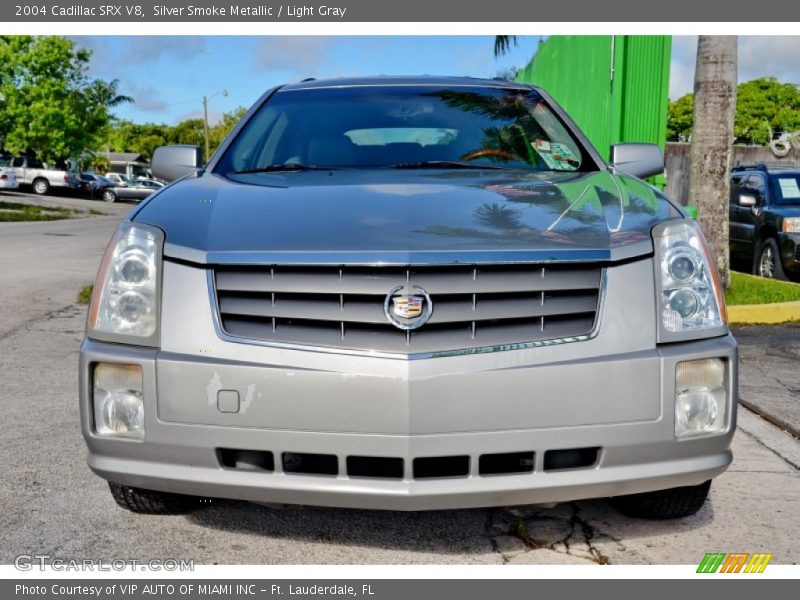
[77,284,93,304]
[0,200,74,222]
[725,272,800,306]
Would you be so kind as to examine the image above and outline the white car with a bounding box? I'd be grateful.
[0,166,19,191]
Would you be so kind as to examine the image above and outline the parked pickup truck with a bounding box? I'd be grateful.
[81,76,736,520]
[7,156,78,195]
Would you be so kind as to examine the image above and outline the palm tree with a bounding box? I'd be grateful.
[494,36,518,58]
[688,36,737,289]
[87,78,133,108]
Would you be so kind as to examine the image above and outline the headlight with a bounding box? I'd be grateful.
[87,223,163,346]
[782,217,800,233]
[653,219,727,342]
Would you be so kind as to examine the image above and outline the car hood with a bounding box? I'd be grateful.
[133,169,680,265]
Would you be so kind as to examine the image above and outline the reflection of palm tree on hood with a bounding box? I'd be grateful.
[475,202,525,230]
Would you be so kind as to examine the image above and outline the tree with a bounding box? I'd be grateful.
[668,77,800,145]
[667,93,694,142]
[688,36,737,289]
[98,106,249,161]
[0,36,131,163]
[494,36,518,57]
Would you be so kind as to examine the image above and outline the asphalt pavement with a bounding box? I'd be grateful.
[1,192,799,565]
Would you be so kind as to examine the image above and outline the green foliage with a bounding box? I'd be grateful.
[667,93,694,142]
[725,271,800,306]
[0,200,75,222]
[668,77,800,145]
[77,284,94,304]
[0,36,131,162]
[98,106,249,161]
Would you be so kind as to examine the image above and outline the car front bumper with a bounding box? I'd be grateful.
[79,331,737,511]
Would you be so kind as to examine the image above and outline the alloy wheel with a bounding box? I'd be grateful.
[759,246,775,278]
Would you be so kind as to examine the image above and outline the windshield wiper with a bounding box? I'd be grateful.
[387,160,517,171]
[232,163,342,174]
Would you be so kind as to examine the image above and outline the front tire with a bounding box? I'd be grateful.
[32,178,50,195]
[108,482,199,514]
[102,189,117,203]
[755,238,787,280]
[611,480,711,520]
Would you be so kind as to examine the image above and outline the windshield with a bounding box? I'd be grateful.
[216,86,596,174]
[775,174,800,204]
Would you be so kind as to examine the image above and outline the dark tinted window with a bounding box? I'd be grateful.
[28,159,44,169]
[744,174,766,203]
[217,86,595,174]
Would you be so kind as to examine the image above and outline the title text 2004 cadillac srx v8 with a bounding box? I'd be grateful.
[80,76,736,519]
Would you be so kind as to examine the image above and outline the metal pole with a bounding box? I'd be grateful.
[203,95,210,163]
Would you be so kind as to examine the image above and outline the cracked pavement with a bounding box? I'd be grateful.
[1,196,800,565]
[734,324,800,437]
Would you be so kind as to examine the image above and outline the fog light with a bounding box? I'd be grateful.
[675,358,727,438]
[93,363,144,438]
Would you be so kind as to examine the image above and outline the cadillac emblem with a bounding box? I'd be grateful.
[384,285,433,330]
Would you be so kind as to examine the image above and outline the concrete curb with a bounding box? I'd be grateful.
[739,398,800,440]
[728,300,800,325]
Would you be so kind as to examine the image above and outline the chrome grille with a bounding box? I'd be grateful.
[212,264,604,355]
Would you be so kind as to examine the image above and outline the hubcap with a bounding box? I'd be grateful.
[759,246,775,278]
[35,181,46,193]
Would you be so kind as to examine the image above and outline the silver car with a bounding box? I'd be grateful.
[101,178,164,203]
[80,77,736,519]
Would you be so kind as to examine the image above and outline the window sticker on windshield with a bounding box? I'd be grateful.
[533,140,579,170]
[778,177,800,199]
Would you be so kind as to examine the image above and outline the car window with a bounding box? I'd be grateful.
[775,174,800,204]
[28,159,44,169]
[745,174,766,203]
[217,86,595,174]
[12,158,24,168]
[730,174,746,204]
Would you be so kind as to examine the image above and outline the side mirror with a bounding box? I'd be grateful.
[738,194,757,207]
[151,145,203,182]
[610,143,664,180]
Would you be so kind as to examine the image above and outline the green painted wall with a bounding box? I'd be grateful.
[515,35,672,163]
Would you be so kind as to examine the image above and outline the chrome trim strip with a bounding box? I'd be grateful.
[167,244,612,267]
[206,269,608,361]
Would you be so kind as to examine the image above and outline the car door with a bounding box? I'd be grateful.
[735,173,766,261]
[729,174,749,261]
[10,157,25,182]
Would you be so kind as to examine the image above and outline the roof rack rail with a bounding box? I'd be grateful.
[732,162,800,172]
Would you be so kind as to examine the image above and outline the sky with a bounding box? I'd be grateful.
[71,36,543,125]
[69,35,800,125]
[670,36,800,99]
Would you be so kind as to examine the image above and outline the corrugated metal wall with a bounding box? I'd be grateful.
[515,35,672,163]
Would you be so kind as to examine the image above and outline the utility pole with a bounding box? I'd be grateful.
[203,95,209,163]
[202,90,228,163]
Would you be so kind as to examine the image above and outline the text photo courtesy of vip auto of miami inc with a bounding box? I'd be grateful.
[0,27,799,587]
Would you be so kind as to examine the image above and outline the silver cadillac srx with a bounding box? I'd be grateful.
[79,76,736,519]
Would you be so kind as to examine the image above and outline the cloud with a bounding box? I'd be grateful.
[455,47,494,76]
[120,37,208,63]
[121,82,169,112]
[669,36,697,99]
[670,36,800,100]
[253,36,334,74]
[739,36,800,83]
